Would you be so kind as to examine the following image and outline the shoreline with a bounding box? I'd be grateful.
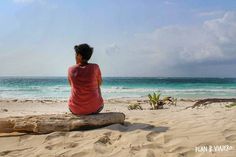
[1,96,235,103]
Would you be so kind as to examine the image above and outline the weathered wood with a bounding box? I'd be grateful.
[186,98,236,109]
[0,112,125,134]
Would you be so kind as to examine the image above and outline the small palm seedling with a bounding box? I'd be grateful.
[148,92,177,109]
[128,103,143,110]
[148,92,162,109]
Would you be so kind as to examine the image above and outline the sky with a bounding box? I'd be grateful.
[0,0,236,77]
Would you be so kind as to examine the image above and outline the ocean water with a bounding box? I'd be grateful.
[0,77,236,100]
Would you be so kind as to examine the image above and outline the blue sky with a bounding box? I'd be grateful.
[0,0,236,77]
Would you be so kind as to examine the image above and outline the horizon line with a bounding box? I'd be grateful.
[0,76,236,79]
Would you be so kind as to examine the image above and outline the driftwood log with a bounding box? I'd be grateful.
[186,98,236,109]
[0,112,125,134]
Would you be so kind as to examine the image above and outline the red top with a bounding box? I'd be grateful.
[68,63,103,115]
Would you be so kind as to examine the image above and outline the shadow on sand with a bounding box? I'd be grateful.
[104,122,169,133]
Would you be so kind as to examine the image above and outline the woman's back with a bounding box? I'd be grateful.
[68,63,103,115]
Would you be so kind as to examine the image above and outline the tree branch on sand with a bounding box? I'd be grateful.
[0,112,125,134]
[186,98,236,109]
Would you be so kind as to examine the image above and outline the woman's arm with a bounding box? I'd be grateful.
[97,65,102,86]
[98,73,102,96]
[68,68,72,86]
[68,76,71,86]
[97,65,102,95]
[98,78,102,86]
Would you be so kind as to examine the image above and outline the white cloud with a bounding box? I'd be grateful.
[105,43,120,55]
[105,11,236,76]
[198,11,225,17]
[134,11,236,63]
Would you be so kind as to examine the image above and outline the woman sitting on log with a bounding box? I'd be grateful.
[68,43,104,115]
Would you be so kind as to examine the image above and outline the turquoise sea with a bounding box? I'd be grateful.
[0,77,236,100]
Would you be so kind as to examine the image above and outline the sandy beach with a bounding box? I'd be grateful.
[1,0,236,156]
[0,98,235,157]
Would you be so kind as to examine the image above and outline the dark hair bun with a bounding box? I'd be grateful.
[74,43,93,61]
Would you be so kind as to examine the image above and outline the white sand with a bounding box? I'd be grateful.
[0,98,236,157]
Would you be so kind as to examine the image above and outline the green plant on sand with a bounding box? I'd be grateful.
[148,92,177,109]
[225,102,236,108]
[128,103,143,110]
